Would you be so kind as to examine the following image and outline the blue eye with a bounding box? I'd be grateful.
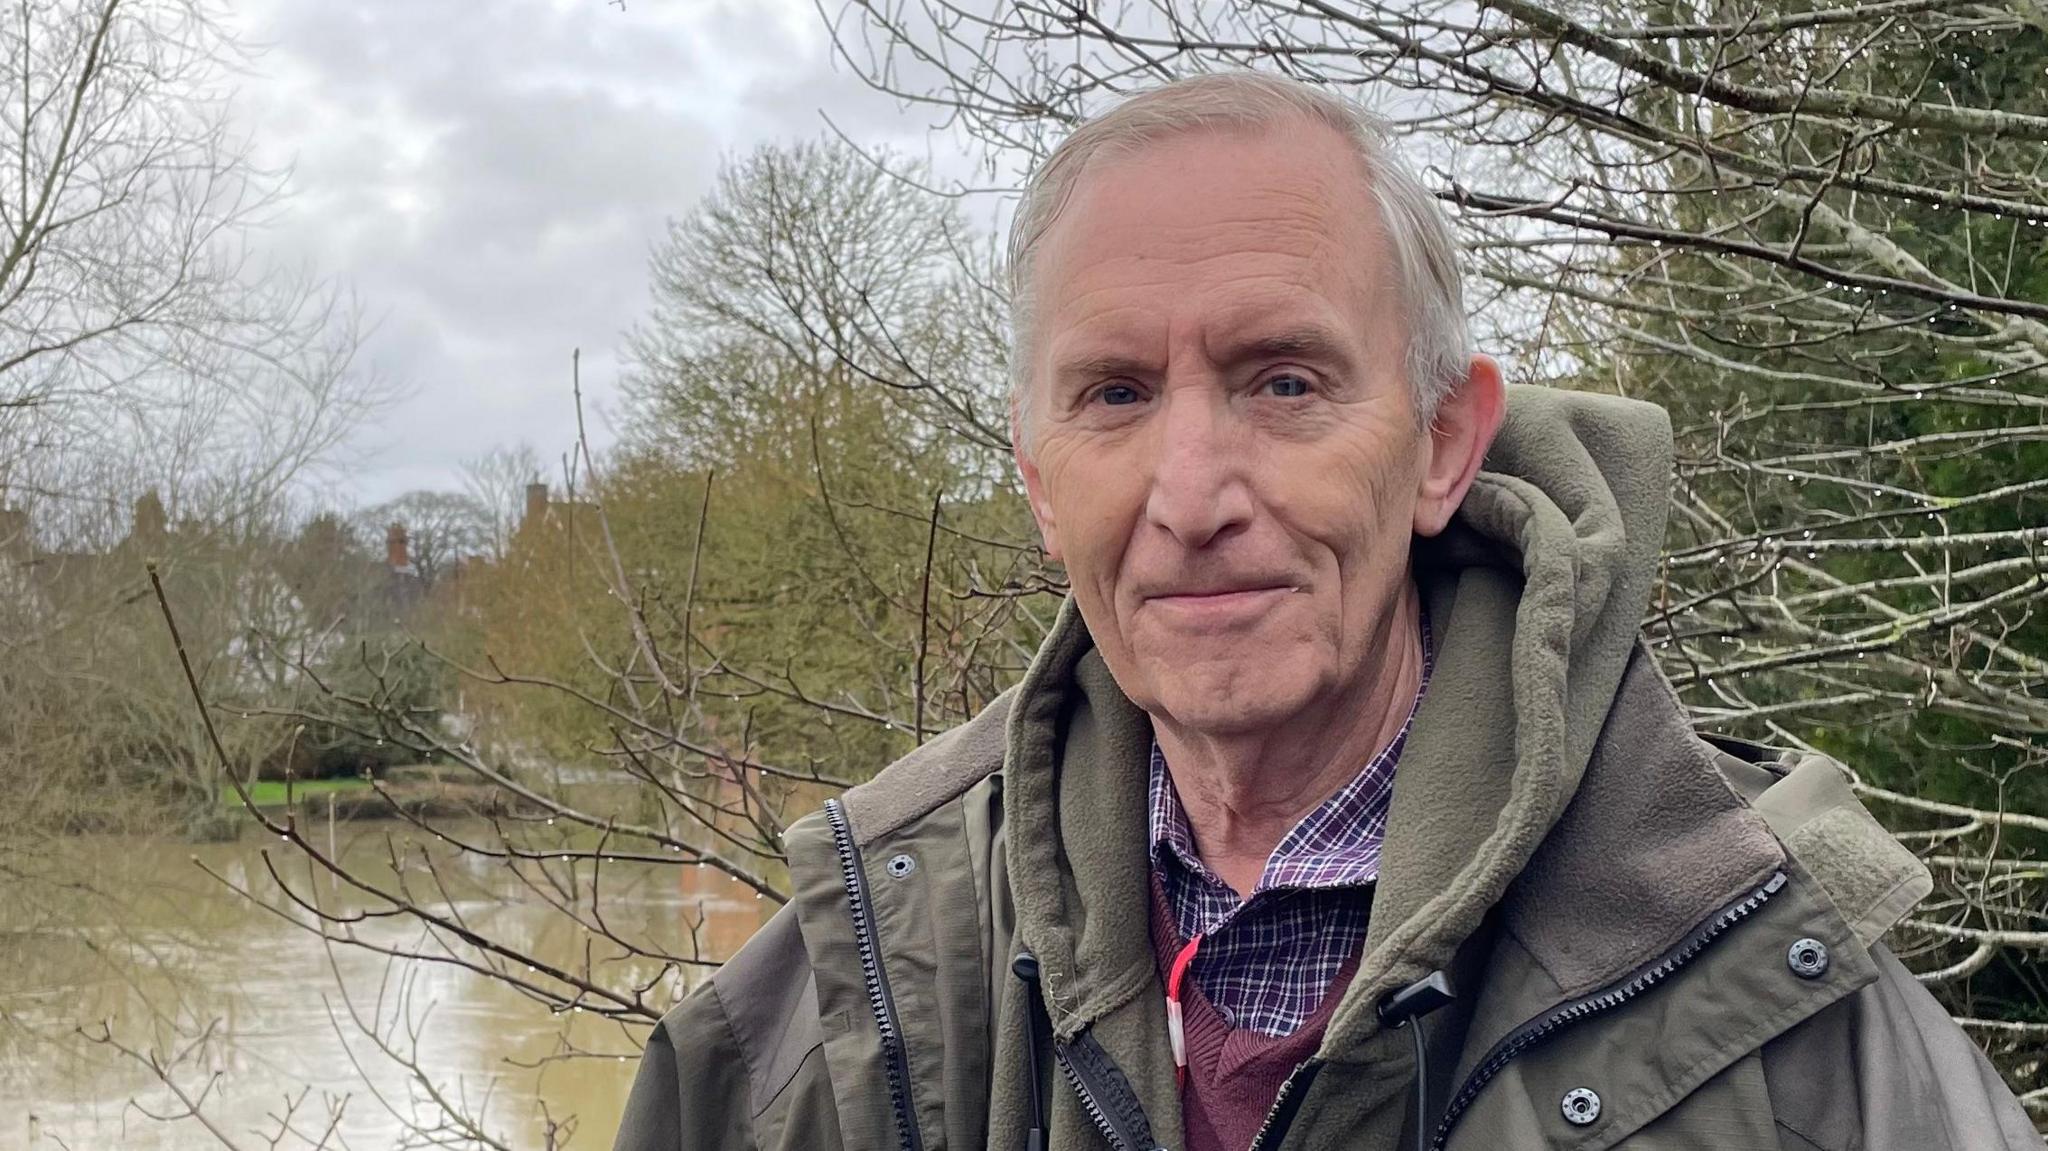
[1266,373,1312,397]
[1099,383,1141,405]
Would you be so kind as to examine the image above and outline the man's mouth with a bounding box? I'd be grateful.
[1148,585,1291,620]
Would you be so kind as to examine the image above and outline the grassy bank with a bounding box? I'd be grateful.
[225,778,373,807]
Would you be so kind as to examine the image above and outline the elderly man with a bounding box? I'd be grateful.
[614,72,2037,1151]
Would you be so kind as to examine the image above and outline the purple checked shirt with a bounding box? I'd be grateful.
[1147,602,1435,1037]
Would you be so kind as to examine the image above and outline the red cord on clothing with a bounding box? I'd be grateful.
[1166,932,1203,1089]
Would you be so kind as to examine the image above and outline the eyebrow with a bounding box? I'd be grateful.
[1209,325,1356,375]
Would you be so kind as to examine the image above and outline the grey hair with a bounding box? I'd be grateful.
[1006,71,1471,459]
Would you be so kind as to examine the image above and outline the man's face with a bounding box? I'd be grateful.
[1016,122,1436,735]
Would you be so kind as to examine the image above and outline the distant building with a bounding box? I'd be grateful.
[0,492,173,616]
[516,482,598,540]
[382,521,424,613]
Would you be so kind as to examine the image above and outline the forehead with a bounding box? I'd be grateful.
[1033,121,1392,357]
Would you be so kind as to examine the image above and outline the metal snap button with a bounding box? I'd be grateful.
[1561,1087,1601,1126]
[1787,937,1830,979]
[885,853,916,878]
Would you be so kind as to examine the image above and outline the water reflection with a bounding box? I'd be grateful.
[1,818,773,1149]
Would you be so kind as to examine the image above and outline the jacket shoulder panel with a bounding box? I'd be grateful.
[614,975,758,1150]
[1761,944,2040,1151]
[841,686,1016,846]
[1715,746,1933,948]
[710,903,825,1120]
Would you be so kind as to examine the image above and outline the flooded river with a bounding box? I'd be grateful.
[0,817,774,1150]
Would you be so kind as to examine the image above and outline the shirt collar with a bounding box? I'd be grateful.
[1147,599,1435,895]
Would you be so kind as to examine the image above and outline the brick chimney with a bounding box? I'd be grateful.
[132,489,167,543]
[387,522,410,570]
[524,482,548,527]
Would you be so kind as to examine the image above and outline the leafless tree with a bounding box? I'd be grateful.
[460,442,546,562]
[0,0,385,523]
[361,489,493,591]
[0,3,394,1144]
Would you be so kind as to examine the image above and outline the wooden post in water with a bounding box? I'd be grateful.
[327,791,337,893]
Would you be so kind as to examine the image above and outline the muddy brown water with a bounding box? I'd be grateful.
[1,817,773,1149]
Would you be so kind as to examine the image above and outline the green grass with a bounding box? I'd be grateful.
[228,778,374,808]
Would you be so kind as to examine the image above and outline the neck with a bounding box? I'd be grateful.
[1153,577,1426,897]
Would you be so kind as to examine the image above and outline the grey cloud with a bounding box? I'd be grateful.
[228,0,947,504]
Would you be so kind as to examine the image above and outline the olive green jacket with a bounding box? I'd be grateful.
[615,385,2040,1151]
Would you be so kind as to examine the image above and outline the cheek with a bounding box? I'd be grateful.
[1042,446,1141,564]
[1285,443,1419,566]
[1068,492,1141,573]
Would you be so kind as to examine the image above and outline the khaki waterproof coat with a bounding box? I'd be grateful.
[614,386,2041,1151]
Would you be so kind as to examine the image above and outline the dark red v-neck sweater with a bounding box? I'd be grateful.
[1148,873,1364,1151]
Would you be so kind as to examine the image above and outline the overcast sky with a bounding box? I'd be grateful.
[224,0,988,508]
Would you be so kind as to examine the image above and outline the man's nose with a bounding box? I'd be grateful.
[1143,385,1254,549]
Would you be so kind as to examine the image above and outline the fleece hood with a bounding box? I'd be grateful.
[998,383,1786,1054]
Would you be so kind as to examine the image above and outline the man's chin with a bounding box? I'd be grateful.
[1149,682,1315,737]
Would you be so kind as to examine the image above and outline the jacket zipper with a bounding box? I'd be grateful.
[1052,1032,1163,1151]
[1052,1026,1318,1151]
[1427,870,1788,1151]
[1246,1058,1323,1151]
[823,797,926,1151]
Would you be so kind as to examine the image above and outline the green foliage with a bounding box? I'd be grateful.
[451,139,1048,812]
[290,638,451,779]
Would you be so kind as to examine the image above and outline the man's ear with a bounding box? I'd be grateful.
[1413,355,1506,538]
[1012,403,1064,562]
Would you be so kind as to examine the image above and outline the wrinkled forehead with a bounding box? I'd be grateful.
[1030,122,1400,368]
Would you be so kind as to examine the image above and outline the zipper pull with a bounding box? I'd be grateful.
[1379,971,1457,1151]
[1013,952,1050,1151]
